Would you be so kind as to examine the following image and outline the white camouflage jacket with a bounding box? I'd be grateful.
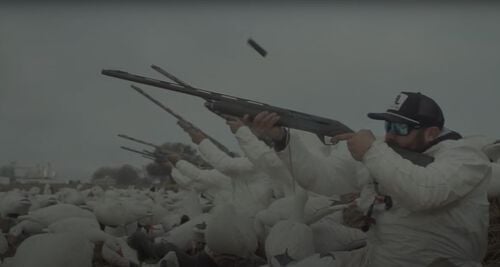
[277,130,491,267]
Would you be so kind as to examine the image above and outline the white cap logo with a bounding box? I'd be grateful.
[389,93,408,111]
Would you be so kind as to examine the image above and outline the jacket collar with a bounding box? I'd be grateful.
[424,128,462,153]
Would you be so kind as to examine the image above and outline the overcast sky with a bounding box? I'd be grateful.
[1,2,499,181]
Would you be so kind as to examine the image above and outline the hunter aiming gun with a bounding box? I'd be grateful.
[129,84,236,158]
[102,68,434,166]
[118,134,160,149]
[117,134,171,162]
[117,134,208,167]
[120,146,156,160]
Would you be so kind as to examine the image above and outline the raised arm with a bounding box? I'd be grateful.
[228,119,294,196]
[244,111,363,196]
[178,120,254,176]
[174,159,231,191]
[197,139,255,175]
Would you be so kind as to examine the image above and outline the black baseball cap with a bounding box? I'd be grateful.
[367,92,445,128]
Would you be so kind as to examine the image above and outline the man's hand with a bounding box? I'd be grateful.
[177,121,207,144]
[221,114,248,134]
[247,111,285,141]
[332,130,376,161]
[166,153,181,165]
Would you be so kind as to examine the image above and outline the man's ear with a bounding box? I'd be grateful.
[424,126,441,143]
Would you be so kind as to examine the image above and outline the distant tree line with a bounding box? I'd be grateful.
[91,164,140,185]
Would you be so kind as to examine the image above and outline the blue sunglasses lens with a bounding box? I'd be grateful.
[385,121,410,136]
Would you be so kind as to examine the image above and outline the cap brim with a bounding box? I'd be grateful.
[367,112,416,124]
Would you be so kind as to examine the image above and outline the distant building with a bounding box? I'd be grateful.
[15,177,67,185]
[6,161,63,185]
[11,161,57,179]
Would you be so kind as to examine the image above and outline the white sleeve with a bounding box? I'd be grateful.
[170,167,194,189]
[363,140,491,211]
[277,130,363,196]
[234,126,294,196]
[175,160,231,190]
[198,139,255,176]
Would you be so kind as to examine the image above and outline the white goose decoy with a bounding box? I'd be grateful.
[27,186,41,197]
[163,189,187,203]
[265,219,315,266]
[17,203,96,227]
[254,188,309,239]
[5,229,129,267]
[46,217,100,234]
[310,214,366,253]
[57,188,86,206]
[9,204,97,241]
[172,190,203,220]
[101,239,134,267]
[89,229,140,266]
[262,181,324,266]
[159,213,183,233]
[4,232,95,267]
[205,204,258,259]
[93,199,152,228]
[104,223,140,238]
[156,213,211,252]
[81,185,105,203]
[287,252,336,267]
[146,203,170,226]
[9,219,45,238]
[0,190,31,218]
[28,194,58,211]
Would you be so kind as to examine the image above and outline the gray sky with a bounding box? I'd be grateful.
[1,2,500,181]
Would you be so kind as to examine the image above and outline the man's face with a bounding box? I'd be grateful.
[384,122,429,152]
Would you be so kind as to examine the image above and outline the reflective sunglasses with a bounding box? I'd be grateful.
[384,121,420,136]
